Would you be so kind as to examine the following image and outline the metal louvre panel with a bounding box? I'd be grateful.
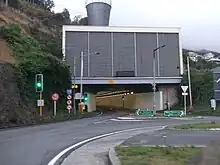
[65,32,88,77]
[136,33,157,77]
[89,32,112,77]
[113,32,135,76]
[158,33,180,77]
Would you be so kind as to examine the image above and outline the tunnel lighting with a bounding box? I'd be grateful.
[96,90,128,97]
[96,91,136,99]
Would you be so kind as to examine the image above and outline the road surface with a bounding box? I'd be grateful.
[0,114,219,165]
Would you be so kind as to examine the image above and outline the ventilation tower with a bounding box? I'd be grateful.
[85,0,112,26]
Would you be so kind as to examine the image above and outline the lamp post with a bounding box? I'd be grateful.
[187,56,193,109]
[78,51,100,103]
[152,45,166,116]
[65,48,100,116]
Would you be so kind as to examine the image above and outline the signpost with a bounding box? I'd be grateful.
[164,110,184,117]
[135,109,153,117]
[37,100,44,107]
[181,85,188,116]
[66,90,72,113]
[51,93,59,116]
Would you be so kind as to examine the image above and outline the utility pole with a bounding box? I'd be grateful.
[80,51,84,103]
[152,45,166,116]
[187,56,193,109]
[152,50,156,116]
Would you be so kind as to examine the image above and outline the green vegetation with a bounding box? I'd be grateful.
[173,122,220,130]
[175,52,219,115]
[0,24,70,113]
[180,53,215,106]
[115,146,201,165]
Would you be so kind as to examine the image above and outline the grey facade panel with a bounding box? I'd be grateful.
[65,32,88,77]
[136,33,157,77]
[113,33,135,76]
[158,33,180,77]
[89,32,112,77]
[86,2,111,26]
[65,31,181,78]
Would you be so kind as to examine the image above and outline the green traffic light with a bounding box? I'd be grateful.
[36,82,42,87]
[84,97,88,101]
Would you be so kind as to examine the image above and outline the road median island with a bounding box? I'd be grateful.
[169,121,220,130]
[115,146,201,165]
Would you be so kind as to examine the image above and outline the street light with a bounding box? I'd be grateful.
[65,48,100,116]
[152,44,166,116]
[78,51,100,103]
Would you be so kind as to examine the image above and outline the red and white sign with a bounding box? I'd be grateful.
[67,105,72,110]
[67,100,72,105]
[67,95,72,100]
[52,93,59,101]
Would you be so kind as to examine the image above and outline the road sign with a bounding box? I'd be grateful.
[67,100,72,105]
[182,92,188,95]
[75,93,82,99]
[67,95,72,100]
[181,86,188,92]
[37,100,44,106]
[51,93,59,101]
[66,89,72,95]
[135,109,153,117]
[164,111,184,117]
[67,105,72,110]
[108,80,114,84]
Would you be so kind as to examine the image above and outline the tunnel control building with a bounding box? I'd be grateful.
[62,26,183,112]
[63,25,183,82]
[85,0,112,26]
[62,0,183,111]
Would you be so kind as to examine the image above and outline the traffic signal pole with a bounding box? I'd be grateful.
[40,92,43,116]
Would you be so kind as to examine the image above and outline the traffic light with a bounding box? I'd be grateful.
[35,74,43,92]
[83,93,88,103]
[72,84,78,89]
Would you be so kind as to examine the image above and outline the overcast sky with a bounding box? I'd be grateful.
[53,0,220,52]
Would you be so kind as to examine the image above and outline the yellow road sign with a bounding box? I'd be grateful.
[108,80,114,84]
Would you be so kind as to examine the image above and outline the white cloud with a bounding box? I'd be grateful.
[53,0,220,52]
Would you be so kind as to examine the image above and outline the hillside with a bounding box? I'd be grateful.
[0,1,74,127]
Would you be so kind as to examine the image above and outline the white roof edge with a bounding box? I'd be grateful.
[63,25,181,33]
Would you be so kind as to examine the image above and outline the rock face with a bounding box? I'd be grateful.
[0,60,31,127]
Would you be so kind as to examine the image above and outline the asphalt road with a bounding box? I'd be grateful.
[0,114,220,165]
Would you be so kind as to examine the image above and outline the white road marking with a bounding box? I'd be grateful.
[117,117,136,120]
[47,126,167,165]
[110,119,146,122]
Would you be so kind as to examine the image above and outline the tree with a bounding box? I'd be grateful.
[71,15,88,25]
[38,0,55,10]
[181,52,215,106]
[61,8,71,24]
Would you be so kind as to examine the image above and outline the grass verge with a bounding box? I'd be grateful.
[115,146,201,165]
[172,122,220,130]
